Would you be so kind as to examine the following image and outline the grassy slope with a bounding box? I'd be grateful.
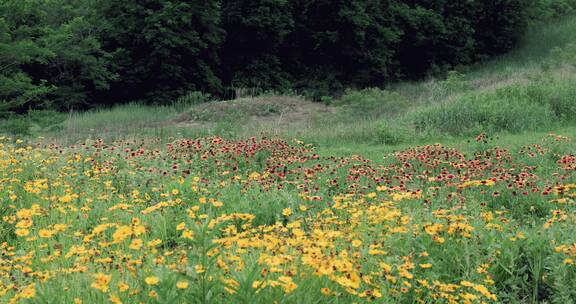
[43,15,576,150]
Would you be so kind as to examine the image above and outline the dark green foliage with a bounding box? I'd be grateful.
[99,0,224,104]
[527,0,576,21]
[290,0,400,88]
[221,0,294,89]
[0,0,115,116]
[1,0,574,119]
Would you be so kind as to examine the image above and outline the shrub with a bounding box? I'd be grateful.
[320,96,333,106]
[0,116,31,135]
[526,0,576,22]
[172,91,212,111]
[27,110,66,130]
[440,70,473,93]
[334,88,411,119]
[496,79,576,122]
[543,43,576,70]
[410,85,557,135]
[375,121,406,145]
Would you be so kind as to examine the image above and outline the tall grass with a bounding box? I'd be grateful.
[63,103,176,134]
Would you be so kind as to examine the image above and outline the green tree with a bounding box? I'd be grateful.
[0,0,116,113]
[37,0,117,110]
[0,3,53,116]
[288,0,401,97]
[100,0,224,104]
[220,0,294,90]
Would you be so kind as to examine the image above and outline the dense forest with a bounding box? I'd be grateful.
[1,0,575,115]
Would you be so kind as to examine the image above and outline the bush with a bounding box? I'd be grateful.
[172,91,212,111]
[334,88,411,119]
[410,85,557,135]
[0,110,66,136]
[375,121,406,145]
[496,79,576,122]
[526,0,576,22]
[440,70,473,93]
[0,116,31,135]
[544,43,576,69]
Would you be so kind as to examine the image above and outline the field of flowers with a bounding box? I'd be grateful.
[0,133,575,303]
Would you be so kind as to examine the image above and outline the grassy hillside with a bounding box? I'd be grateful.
[24,15,574,148]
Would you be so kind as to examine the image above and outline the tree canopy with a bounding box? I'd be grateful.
[1,0,573,112]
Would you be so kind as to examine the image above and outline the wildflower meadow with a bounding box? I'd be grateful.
[1,133,575,303]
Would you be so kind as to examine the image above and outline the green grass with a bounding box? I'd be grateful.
[316,126,576,160]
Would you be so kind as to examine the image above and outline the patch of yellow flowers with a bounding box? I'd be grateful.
[0,136,574,303]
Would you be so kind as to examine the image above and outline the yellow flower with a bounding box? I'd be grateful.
[379,262,393,273]
[351,239,362,247]
[16,220,33,228]
[176,222,186,231]
[460,280,474,287]
[321,287,331,296]
[248,172,261,180]
[195,264,205,274]
[419,263,432,269]
[145,276,159,286]
[53,223,68,231]
[181,230,194,240]
[129,239,143,250]
[252,280,263,289]
[147,239,162,247]
[91,273,112,293]
[15,228,30,237]
[282,208,292,217]
[278,276,297,293]
[109,294,122,304]
[19,283,36,299]
[38,229,55,238]
[176,281,189,289]
[112,225,132,243]
[472,284,497,301]
[117,282,129,292]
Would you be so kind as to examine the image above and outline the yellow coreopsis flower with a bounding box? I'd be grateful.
[129,239,143,250]
[38,229,55,238]
[351,239,362,247]
[145,276,159,286]
[194,264,205,274]
[147,239,162,247]
[19,283,36,299]
[181,230,194,240]
[117,282,129,292]
[112,225,132,243]
[91,273,112,293]
[282,208,292,216]
[15,228,29,237]
[109,294,122,304]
